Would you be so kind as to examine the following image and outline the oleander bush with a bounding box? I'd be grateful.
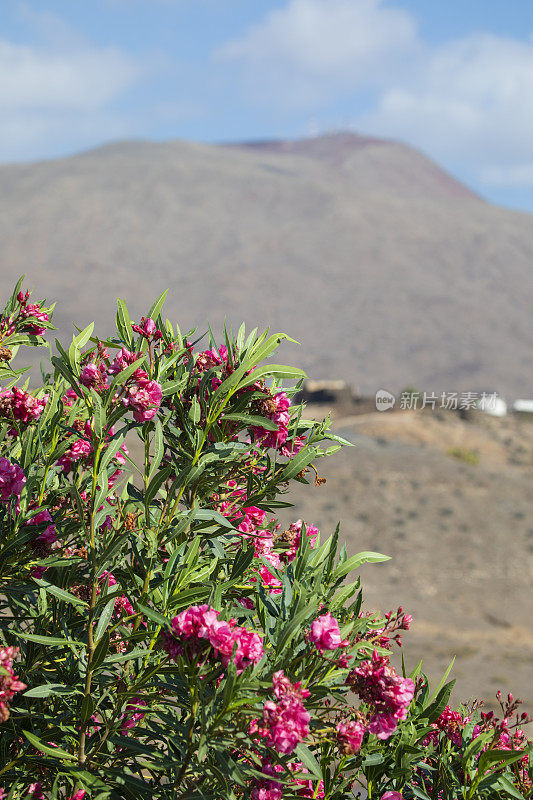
[0,279,531,800]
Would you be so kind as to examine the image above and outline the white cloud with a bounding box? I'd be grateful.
[217,0,419,107]
[218,0,533,191]
[0,7,142,162]
[0,40,139,111]
[358,33,533,165]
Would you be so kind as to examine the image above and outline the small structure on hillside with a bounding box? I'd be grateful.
[476,392,508,417]
[513,399,533,416]
[298,379,355,405]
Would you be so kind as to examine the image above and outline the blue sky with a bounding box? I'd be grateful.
[3,0,533,211]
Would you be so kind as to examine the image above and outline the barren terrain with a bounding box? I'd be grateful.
[286,405,533,711]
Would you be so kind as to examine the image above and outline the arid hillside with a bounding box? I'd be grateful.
[287,404,533,710]
[1,132,532,395]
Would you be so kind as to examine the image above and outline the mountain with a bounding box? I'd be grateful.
[1,132,532,395]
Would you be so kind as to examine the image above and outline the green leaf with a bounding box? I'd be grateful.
[277,603,316,654]
[148,289,169,321]
[278,448,320,482]
[136,602,168,628]
[295,743,322,780]
[332,551,390,579]
[116,298,134,347]
[79,694,95,723]
[23,731,76,760]
[231,545,255,579]
[239,364,307,388]
[68,322,94,368]
[145,465,172,505]
[493,775,527,799]
[148,420,164,481]
[94,597,116,642]
[427,657,456,703]
[193,508,236,529]
[24,684,77,698]
[14,631,81,648]
[421,680,455,724]
[478,747,530,774]
[33,579,88,609]
[223,413,278,431]
[91,631,110,670]
[188,396,201,424]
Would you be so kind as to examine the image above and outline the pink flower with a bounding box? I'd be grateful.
[57,436,93,473]
[281,520,319,563]
[195,345,228,372]
[132,317,162,340]
[0,457,25,505]
[162,605,264,673]
[250,391,291,451]
[62,388,79,407]
[336,718,366,753]
[108,348,140,375]
[120,697,147,732]
[0,646,26,722]
[381,793,403,800]
[348,651,414,740]
[122,371,162,422]
[0,387,47,426]
[279,435,307,458]
[25,784,45,799]
[289,763,325,798]
[80,363,101,388]
[26,509,57,557]
[20,303,49,335]
[309,613,347,653]
[260,671,310,754]
[258,564,283,594]
[251,759,284,800]
[68,792,86,800]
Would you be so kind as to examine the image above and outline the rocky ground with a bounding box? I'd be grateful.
[283,405,533,712]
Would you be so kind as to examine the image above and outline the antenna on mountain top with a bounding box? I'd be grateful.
[308,118,319,138]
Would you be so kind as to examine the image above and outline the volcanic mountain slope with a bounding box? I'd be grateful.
[0,132,532,395]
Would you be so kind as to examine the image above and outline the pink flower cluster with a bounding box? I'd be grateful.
[57,421,128,475]
[422,704,470,748]
[0,387,47,428]
[195,345,228,373]
[309,613,349,654]
[250,391,291,451]
[0,646,26,722]
[98,572,135,618]
[0,457,25,505]
[279,520,319,564]
[26,509,57,555]
[20,302,50,336]
[22,784,84,800]
[120,696,147,732]
[336,718,366,754]
[108,347,141,375]
[348,651,414,740]
[132,317,162,341]
[162,604,264,673]
[250,760,325,800]
[80,362,108,390]
[254,671,311,754]
[122,369,162,423]
[250,759,284,800]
